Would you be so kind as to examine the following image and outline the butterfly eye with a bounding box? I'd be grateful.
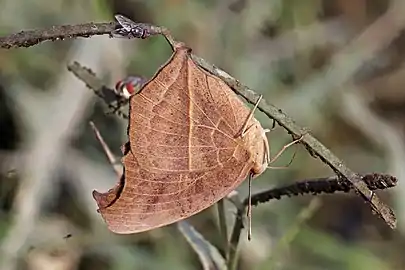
[121,83,135,99]
[114,80,132,99]
[114,76,145,99]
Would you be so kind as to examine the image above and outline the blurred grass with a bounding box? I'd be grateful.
[0,0,404,269]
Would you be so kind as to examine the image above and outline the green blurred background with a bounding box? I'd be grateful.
[1,0,405,269]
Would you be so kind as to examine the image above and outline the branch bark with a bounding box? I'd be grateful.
[0,22,118,49]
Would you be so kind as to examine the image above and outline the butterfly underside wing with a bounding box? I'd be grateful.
[93,45,269,234]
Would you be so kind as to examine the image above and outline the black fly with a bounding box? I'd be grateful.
[112,15,149,39]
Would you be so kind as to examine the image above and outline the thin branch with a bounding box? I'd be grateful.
[0,22,118,49]
[67,61,128,119]
[227,173,397,269]
[247,173,396,206]
[89,121,122,177]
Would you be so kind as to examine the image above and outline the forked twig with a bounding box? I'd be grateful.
[250,173,396,204]
[227,173,397,269]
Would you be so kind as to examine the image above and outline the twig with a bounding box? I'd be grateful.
[246,173,396,206]
[89,121,122,177]
[216,199,229,258]
[0,22,118,49]
[67,62,129,119]
[227,173,397,269]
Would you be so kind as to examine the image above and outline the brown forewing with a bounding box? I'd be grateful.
[93,46,268,233]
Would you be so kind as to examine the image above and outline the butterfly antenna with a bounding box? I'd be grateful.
[238,95,263,138]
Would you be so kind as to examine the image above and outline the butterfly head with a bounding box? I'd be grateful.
[114,76,146,99]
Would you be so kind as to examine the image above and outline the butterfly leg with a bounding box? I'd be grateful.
[106,75,148,118]
[237,95,263,138]
[266,134,304,169]
[105,98,129,117]
[247,173,253,241]
[261,119,278,164]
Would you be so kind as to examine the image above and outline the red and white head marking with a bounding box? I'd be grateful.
[114,76,146,99]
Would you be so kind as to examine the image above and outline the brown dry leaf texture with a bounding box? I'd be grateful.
[93,44,269,234]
